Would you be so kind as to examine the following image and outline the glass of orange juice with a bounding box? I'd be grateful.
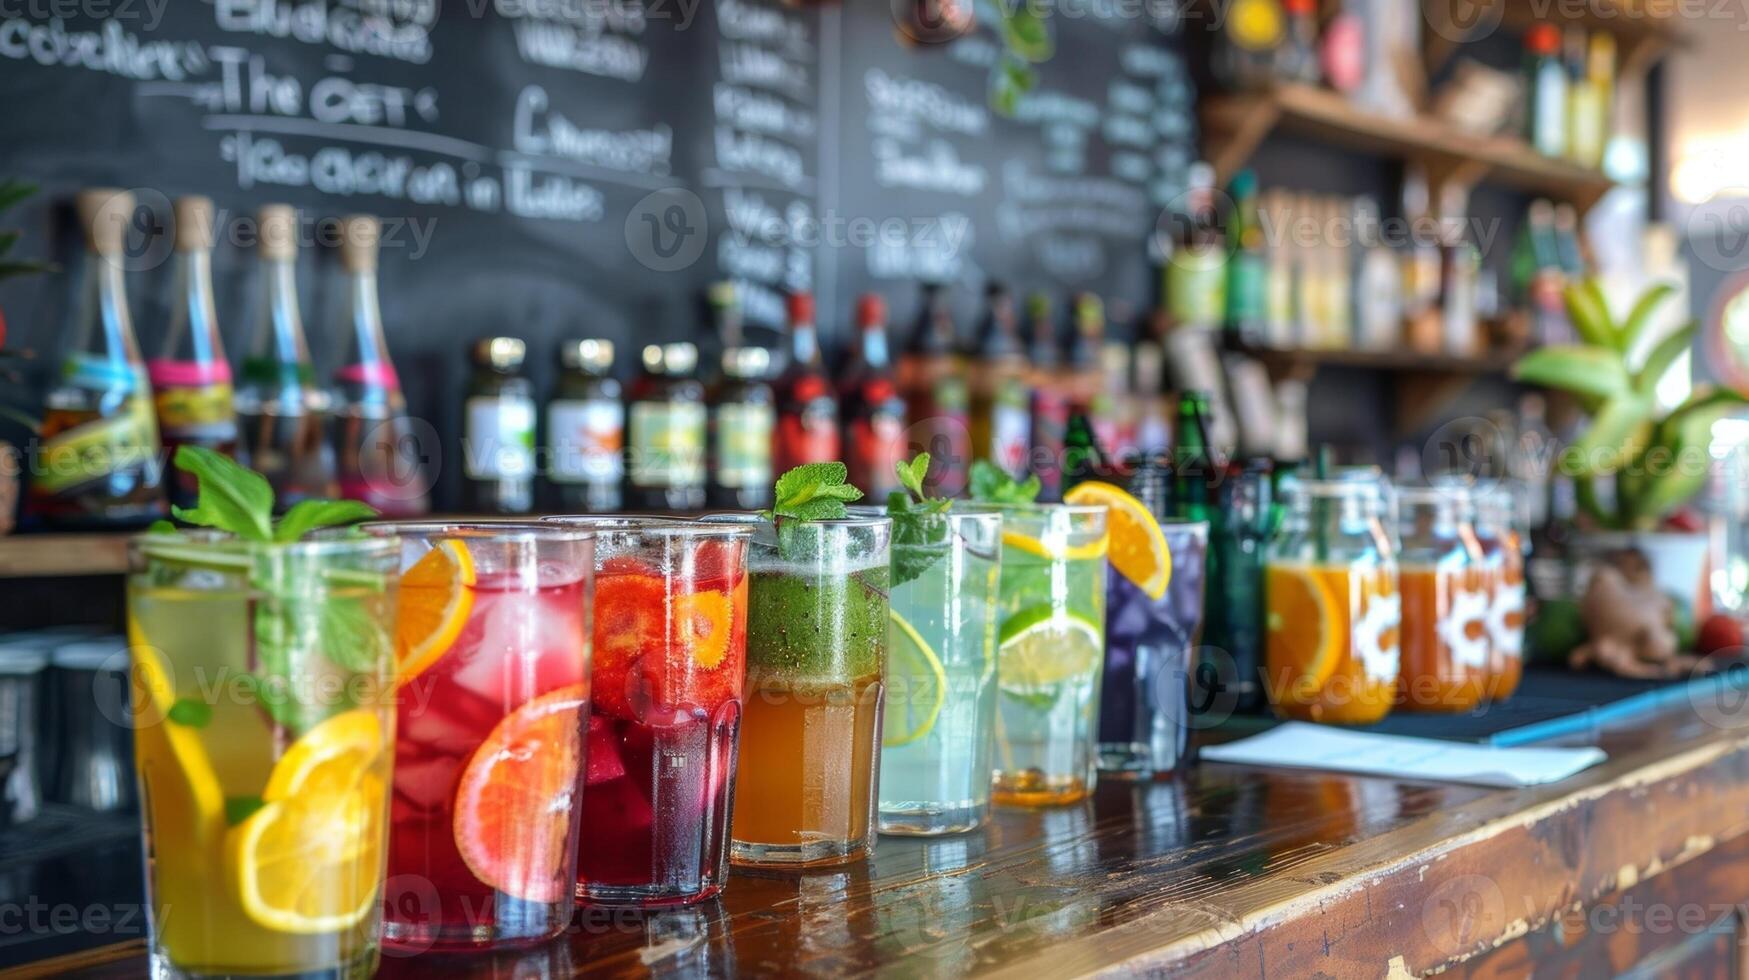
[1474,484,1528,701]
[1394,485,1490,713]
[1263,474,1400,724]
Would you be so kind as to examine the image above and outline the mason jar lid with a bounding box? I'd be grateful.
[643,342,698,376]
[560,338,614,373]
[721,346,772,380]
[472,336,527,371]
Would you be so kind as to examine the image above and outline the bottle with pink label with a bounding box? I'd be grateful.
[331,214,430,517]
[148,195,240,511]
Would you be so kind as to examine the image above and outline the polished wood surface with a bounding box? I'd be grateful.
[21,695,1749,978]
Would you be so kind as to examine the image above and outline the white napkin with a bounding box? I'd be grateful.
[1199,722,1607,788]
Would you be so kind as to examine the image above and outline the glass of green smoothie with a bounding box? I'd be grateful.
[701,512,892,866]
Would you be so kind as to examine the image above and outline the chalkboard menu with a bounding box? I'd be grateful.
[0,1,1192,503]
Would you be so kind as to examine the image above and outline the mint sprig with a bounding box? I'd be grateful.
[970,459,1040,505]
[888,452,952,587]
[764,461,864,522]
[156,445,385,737]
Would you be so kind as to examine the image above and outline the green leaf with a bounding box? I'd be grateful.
[170,445,273,542]
[1621,282,1679,356]
[0,231,18,258]
[1511,345,1631,401]
[969,460,1041,504]
[896,453,930,500]
[991,68,1023,118]
[1633,321,1696,397]
[1628,422,1712,528]
[0,179,37,215]
[0,259,54,280]
[786,497,851,522]
[225,795,266,826]
[273,499,378,543]
[316,597,390,674]
[1663,384,1748,436]
[1002,8,1053,62]
[146,519,177,535]
[166,698,212,728]
[769,462,862,522]
[1568,396,1652,475]
[1564,280,1617,350]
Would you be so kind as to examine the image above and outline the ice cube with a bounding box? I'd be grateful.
[586,718,627,785]
[394,751,465,811]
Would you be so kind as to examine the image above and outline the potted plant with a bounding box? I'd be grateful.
[1513,280,1745,614]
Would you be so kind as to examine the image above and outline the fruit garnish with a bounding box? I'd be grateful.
[996,605,1102,693]
[674,590,733,669]
[1064,481,1171,600]
[452,684,587,904]
[393,539,475,686]
[592,573,666,720]
[226,709,386,934]
[1000,528,1109,562]
[127,623,224,841]
[1265,564,1343,700]
[883,608,946,747]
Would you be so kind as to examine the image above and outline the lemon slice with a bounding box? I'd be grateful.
[1264,564,1342,700]
[228,709,387,935]
[126,624,224,842]
[1001,529,1109,562]
[997,605,1103,695]
[884,609,948,747]
[1064,481,1171,600]
[395,539,476,686]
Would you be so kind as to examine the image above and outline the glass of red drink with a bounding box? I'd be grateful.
[365,522,594,952]
[546,516,751,907]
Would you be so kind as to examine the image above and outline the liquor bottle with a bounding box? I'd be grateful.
[1261,188,1296,348]
[1552,202,1586,278]
[1524,22,1567,158]
[1026,293,1071,501]
[29,188,166,527]
[1170,391,1218,524]
[899,283,971,496]
[1223,170,1267,344]
[462,337,536,514]
[149,195,239,512]
[1568,30,1614,170]
[1066,292,1106,414]
[1095,342,1135,462]
[968,282,1032,479]
[1399,171,1443,354]
[1275,0,1321,83]
[625,342,707,511]
[235,203,338,510]
[709,346,774,509]
[708,280,744,351]
[1562,28,1596,168]
[1133,333,1172,457]
[1211,0,1283,91]
[838,293,907,498]
[1165,162,1226,331]
[1322,196,1354,349]
[1351,196,1402,351]
[545,339,623,512]
[772,292,839,473]
[331,215,429,517]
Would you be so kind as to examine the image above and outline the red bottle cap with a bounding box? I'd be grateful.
[856,293,887,328]
[788,291,815,326]
[1283,0,1315,13]
[1526,22,1560,55]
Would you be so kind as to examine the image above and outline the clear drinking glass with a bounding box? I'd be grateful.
[1395,485,1490,713]
[871,506,1003,836]
[1098,519,1208,777]
[545,516,752,907]
[364,522,593,952]
[127,531,399,979]
[704,513,891,866]
[970,502,1109,807]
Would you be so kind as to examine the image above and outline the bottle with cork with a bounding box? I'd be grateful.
[149,194,239,512]
[235,203,338,509]
[28,188,166,527]
[331,214,429,517]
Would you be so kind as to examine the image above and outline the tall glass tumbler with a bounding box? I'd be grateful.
[364,523,593,952]
[1098,519,1209,777]
[127,531,399,979]
[970,502,1109,807]
[704,514,892,866]
[872,506,1003,836]
[546,516,752,907]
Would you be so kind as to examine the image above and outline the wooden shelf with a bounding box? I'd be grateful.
[1425,0,1689,77]
[1202,83,1617,214]
[0,533,131,578]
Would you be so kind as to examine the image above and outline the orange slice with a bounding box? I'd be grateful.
[1065,481,1172,600]
[394,539,475,685]
[1265,564,1342,701]
[673,590,732,669]
[452,684,588,904]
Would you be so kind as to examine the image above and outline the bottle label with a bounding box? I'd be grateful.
[991,401,1031,477]
[33,392,160,497]
[547,398,624,485]
[775,400,840,472]
[464,396,535,479]
[1167,246,1228,328]
[148,359,237,441]
[714,401,773,489]
[629,401,706,488]
[849,412,905,496]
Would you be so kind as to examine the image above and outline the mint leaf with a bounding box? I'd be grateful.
[166,697,212,728]
[170,445,273,542]
[225,795,266,826]
[316,597,390,674]
[274,499,378,543]
[768,462,863,522]
[970,460,1041,505]
[888,492,952,587]
[896,453,930,499]
[146,519,176,535]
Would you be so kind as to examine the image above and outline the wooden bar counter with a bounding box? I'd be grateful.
[20,693,1749,979]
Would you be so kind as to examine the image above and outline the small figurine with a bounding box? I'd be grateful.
[1568,548,1705,678]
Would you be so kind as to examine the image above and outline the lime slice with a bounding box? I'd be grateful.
[1001,530,1109,562]
[997,605,1103,696]
[884,609,947,747]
